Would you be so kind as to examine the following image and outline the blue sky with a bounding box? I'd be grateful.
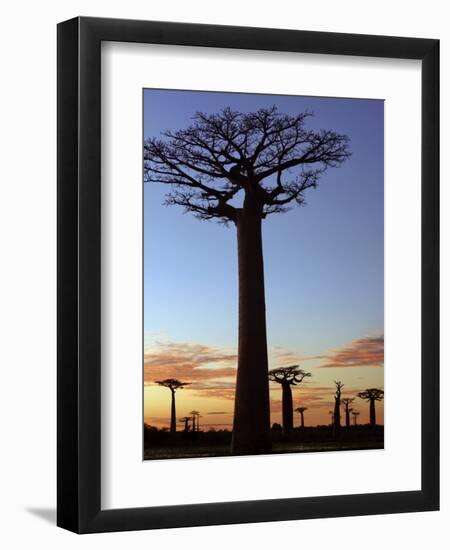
[143,89,384,355]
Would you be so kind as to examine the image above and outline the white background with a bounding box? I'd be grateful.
[102,43,421,509]
[0,0,448,548]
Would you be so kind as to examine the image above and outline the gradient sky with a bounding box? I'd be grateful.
[143,89,384,430]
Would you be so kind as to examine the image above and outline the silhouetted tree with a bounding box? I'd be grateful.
[180,416,191,432]
[269,366,311,433]
[145,107,350,454]
[357,388,384,426]
[333,381,344,438]
[352,410,360,426]
[189,410,200,432]
[155,379,189,433]
[342,397,355,427]
[295,406,308,428]
[328,410,334,427]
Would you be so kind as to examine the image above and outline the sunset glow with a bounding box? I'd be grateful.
[144,336,384,429]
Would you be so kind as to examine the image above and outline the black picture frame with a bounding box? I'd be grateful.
[57,16,439,533]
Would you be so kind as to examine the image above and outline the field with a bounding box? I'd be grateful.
[144,425,384,460]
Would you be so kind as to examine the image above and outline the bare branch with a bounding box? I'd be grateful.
[144,106,351,222]
[357,388,384,402]
[268,365,312,386]
[155,378,190,392]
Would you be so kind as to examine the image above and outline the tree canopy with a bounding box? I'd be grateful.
[357,388,384,401]
[144,106,351,223]
[155,378,189,392]
[268,365,311,386]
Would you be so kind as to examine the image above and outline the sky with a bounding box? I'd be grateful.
[143,88,384,430]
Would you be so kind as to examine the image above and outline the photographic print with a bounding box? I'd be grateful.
[143,89,384,460]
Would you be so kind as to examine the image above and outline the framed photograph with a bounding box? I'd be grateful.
[57,17,439,533]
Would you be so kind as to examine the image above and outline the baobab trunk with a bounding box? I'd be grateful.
[170,390,176,434]
[370,399,376,426]
[300,411,305,428]
[232,206,271,454]
[345,409,350,427]
[281,383,294,433]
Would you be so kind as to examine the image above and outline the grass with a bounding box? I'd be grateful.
[144,441,384,460]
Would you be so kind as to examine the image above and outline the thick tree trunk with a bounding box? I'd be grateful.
[231,208,271,454]
[282,383,294,433]
[170,390,176,434]
[345,407,350,427]
[300,412,305,428]
[370,399,376,426]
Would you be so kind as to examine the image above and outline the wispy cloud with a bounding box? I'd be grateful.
[317,335,384,369]
[144,336,383,408]
[144,341,237,388]
[270,346,303,366]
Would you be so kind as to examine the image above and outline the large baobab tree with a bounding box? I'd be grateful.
[352,410,360,426]
[295,406,308,428]
[333,381,344,438]
[342,397,355,427]
[357,388,384,426]
[144,106,350,454]
[155,379,189,433]
[269,366,311,433]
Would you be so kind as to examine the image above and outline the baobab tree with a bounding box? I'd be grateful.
[357,388,384,426]
[269,366,311,433]
[155,379,189,433]
[352,410,360,426]
[333,381,344,438]
[189,410,200,432]
[180,416,191,432]
[144,106,350,454]
[342,397,355,427]
[295,406,308,428]
[328,411,334,427]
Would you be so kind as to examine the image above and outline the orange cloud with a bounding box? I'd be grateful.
[144,336,384,419]
[270,346,303,366]
[317,335,384,369]
[144,341,237,389]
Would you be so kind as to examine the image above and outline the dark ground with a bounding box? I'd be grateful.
[143,424,384,460]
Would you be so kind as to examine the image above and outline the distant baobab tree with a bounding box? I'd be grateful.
[328,410,334,427]
[144,106,350,454]
[352,411,360,426]
[357,388,384,426]
[155,379,189,433]
[189,410,200,432]
[333,381,344,438]
[342,397,355,427]
[295,406,308,428]
[269,366,311,433]
[180,416,191,432]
